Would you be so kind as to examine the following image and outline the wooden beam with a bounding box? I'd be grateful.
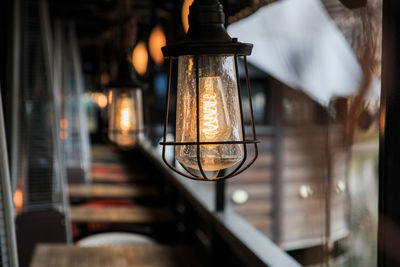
[69,206,175,224]
[31,244,206,267]
[68,184,157,199]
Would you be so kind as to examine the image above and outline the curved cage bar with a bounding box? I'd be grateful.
[160,0,259,181]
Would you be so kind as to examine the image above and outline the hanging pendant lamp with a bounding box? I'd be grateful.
[160,0,259,181]
[106,52,144,149]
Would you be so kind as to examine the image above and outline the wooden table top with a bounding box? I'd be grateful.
[68,184,157,199]
[69,206,174,224]
[30,244,205,267]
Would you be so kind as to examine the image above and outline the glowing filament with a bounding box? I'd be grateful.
[195,76,230,142]
[117,98,134,134]
[120,108,131,131]
[201,91,218,138]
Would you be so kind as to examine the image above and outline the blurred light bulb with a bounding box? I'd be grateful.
[149,25,166,65]
[132,41,148,75]
[116,96,135,134]
[108,89,143,147]
[94,92,108,108]
[232,189,248,204]
[85,92,108,108]
[14,189,23,214]
[60,118,68,129]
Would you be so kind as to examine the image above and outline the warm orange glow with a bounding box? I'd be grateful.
[93,92,108,108]
[60,118,68,129]
[149,25,166,65]
[132,42,148,76]
[14,189,23,214]
[120,108,132,132]
[85,92,108,108]
[182,0,194,33]
[201,78,219,138]
[380,105,386,137]
[189,76,230,142]
[108,91,113,105]
[117,98,134,134]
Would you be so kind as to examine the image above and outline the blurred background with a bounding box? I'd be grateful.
[0,0,383,266]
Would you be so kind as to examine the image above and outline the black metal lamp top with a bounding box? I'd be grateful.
[162,0,253,57]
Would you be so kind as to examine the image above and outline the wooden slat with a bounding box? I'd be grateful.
[69,206,174,224]
[229,169,273,184]
[90,173,146,183]
[91,166,128,175]
[234,201,272,215]
[91,157,122,164]
[68,184,157,199]
[247,217,272,229]
[31,244,205,267]
[90,162,126,168]
[91,145,120,156]
[227,184,272,199]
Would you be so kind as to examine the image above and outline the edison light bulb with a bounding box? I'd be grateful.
[108,89,143,147]
[117,97,135,133]
[175,55,243,172]
[192,76,230,141]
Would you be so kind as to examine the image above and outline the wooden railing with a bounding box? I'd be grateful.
[141,140,301,267]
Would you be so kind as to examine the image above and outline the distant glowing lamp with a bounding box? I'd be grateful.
[107,59,144,148]
[93,92,108,108]
[14,189,23,214]
[160,0,258,181]
[132,41,148,76]
[149,25,166,65]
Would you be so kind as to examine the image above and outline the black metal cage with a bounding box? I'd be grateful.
[103,53,146,150]
[160,0,259,181]
[160,55,259,181]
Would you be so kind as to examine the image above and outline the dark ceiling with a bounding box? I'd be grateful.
[45,0,367,87]
[45,0,263,84]
[48,0,257,45]
[47,0,367,44]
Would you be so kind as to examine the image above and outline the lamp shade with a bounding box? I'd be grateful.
[106,53,144,149]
